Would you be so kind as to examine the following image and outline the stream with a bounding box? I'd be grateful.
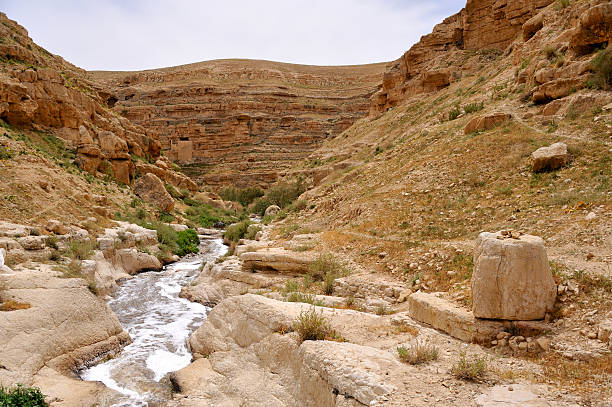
[80,236,227,406]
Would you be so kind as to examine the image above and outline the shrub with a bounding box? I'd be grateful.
[323,271,336,295]
[463,102,484,114]
[293,308,338,343]
[375,304,388,315]
[397,341,439,365]
[0,146,15,160]
[448,105,461,121]
[224,220,251,243]
[67,239,95,260]
[220,185,264,207]
[165,184,188,200]
[451,353,487,381]
[287,292,316,304]
[244,225,262,240]
[251,179,306,215]
[0,384,48,406]
[557,0,570,8]
[46,236,59,250]
[284,280,300,293]
[176,229,199,256]
[309,253,345,280]
[589,46,612,90]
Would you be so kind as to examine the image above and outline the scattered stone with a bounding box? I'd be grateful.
[46,219,69,235]
[472,231,556,320]
[536,337,550,351]
[585,211,597,221]
[531,142,568,172]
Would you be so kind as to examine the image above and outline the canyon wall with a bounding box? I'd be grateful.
[370,0,555,114]
[0,13,164,184]
[92,60,385,188]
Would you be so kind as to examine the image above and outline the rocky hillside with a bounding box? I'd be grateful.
[91,60,386,188]
[0,12,185,185]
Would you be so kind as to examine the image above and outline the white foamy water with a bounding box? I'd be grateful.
[81,237,226,406]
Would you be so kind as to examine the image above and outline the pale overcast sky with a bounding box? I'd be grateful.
[0,0,464,71]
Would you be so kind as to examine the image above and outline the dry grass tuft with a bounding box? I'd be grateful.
[451,352,487,381]
[0,300,31,311]
[397,340,439,365]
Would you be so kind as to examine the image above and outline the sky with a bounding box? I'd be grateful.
[0,0,464,71]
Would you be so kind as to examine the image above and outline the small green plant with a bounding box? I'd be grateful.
[176,229,199,256]
[589,46,612,90]
[293,308,340,343]
[219,185,264,207]
[224,220,251,243]
[309,253,345,280]
[397,341,439,365]
[463,102,484,114]
[244,225,262,240]
[284,280,300,293]
[46,235,59,250]
[448,104,461,121]
[67,239,96,260]
[375,304,388,316]
[323,271,336,295]
[451,353,487,381]
[0,384,48,406]
[557,0,570,8]
[287,292,316,304]
[0,146,15,160]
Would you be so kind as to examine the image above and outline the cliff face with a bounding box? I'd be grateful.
[370,0,555,114]
[91,60,385,188]
[0,13,166,184]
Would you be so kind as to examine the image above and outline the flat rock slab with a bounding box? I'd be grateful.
[240,248,317,274]
[464,113,512,134]
[475,385,552,406]
[407,291,503,343]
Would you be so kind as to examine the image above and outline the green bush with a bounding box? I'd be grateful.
[176,229,199,256]
[67,239,96,260]
[245,225,262,240]
[448,105,461,121]
[220,186,264,207]
[463,102,484,114]
[309,253,345,280]
[251,179,306,215]
[589,46,612,90]
[0,384,48,406]
[224,220,251,243]
[397,341,439,365]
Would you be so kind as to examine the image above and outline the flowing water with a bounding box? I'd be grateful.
[81,237,227,406]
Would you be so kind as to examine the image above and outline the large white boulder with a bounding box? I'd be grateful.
[472,232,556,320]
[531,142,568,172]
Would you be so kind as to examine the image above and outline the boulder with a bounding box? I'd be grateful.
[240,248,317,274]
[598,319,612,349]
[523,12,544,41]
[46,219,69,235]
[112,248,162,275]
[464,113,512,134]
[531,142,569,172]
[264,205,281,217]
[570,3,612,53]
[133,173,175,212]
[0,248,13,274]
[17,235,46,250]
[472,232,556,320]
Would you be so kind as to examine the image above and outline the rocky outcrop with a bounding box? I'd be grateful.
[531,142,569,172]
[92,60,386,188]
[370,0,554,113]
[183,294,396,407]
[472,231,556,320]
[464,112,512,134]
[133,173,175,212]
[240,248,318,274]
[0,13,203,187]
[0,272,130,386]
[569,2,612,53]
[112,248,162,275]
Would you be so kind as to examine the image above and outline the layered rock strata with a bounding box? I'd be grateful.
[370,0,555,113]
[91,60,386,188]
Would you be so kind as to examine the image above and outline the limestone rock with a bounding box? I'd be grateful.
[240,248,317,274]
[112,248,162,275]
[407,292,504,343]
[475,384,552,406]
[133,173,175,212]
[523,12,544,41]
[264,205,281,217]
[472,232,556,320]
[0,272,131,383]
[464,113,512,134]
[46,219,69,235]
[17,235,47,250]
[531,142,569,172]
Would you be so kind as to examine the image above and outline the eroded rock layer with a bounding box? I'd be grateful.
[370,0,555,114]
[91,60,386,187]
